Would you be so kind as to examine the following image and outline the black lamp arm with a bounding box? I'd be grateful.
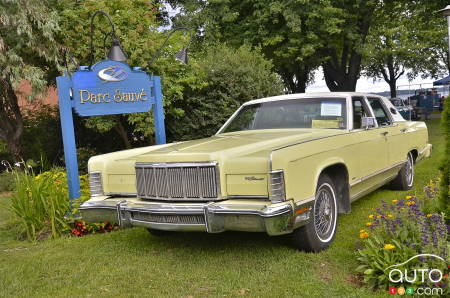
[89,10,118,68]
[147,27,191,68]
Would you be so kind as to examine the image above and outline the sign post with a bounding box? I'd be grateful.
[56,60,166,202]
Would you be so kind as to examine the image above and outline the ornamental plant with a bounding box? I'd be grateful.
[10,166,91,241]
[356,195,449,291]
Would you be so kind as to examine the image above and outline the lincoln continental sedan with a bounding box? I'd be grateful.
[80,92,432,251]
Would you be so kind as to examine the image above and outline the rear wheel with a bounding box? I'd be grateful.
[391,152,414,190]
[292,174,338,252]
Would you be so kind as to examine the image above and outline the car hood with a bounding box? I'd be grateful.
[132,129,345,170]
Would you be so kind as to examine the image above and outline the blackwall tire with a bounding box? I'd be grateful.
[292,174,338,252]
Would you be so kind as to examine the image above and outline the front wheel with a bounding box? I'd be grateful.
[292,174,338,252]
[391,152,414,190]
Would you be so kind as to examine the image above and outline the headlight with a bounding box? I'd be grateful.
[89,171,103,196]
[269,170,286,203]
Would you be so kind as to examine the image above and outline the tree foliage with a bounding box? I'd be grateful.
[0,0,61,160]
[57,0,188,147]
[165,44,284,140]
[363,1,448,97]
[171,0,342,93]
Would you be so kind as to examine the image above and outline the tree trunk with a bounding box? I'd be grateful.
[114,116,131,149]
[0,78,24,162]
[389,81,397,98]
[322,2,375,91]
[380,55,404,99]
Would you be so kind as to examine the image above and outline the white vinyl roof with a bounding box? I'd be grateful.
[243,92,385,106]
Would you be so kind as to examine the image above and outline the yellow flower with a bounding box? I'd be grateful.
[368,214,374,219]
[387,214,393,219]
[377,215,382,219]
[392,200,398,203]
[426,214,433,217]
[359,229,366,233]
[405,195,413,200]
[384,244,395,250]
[410,201,415,205]
[359,231,369,239]
[366,222,373,227]
[405,201,416,206]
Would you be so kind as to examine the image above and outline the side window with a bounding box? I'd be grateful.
[352,96,369,129]
[367,97,391,126]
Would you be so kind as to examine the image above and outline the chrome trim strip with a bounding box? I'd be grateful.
[136,161,218,167]
[294,196,315,206]
[349,160,406,187]
[350,174,397,201]
[105,192,136,197]
[223,195,269,200]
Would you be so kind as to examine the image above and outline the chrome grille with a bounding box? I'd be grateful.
[135,162,220,200]
[131,211,205,224]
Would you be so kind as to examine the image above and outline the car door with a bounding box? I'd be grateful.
[367,97,408,176]
[348,96,389,200]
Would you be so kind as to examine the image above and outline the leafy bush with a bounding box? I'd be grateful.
[10,168,91,241]
[10,168,70,241]
[440,96,449,218]
[356,195,448,291]
[0,171,15,192]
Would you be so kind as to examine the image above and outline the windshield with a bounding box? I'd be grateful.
[220,98,347,133]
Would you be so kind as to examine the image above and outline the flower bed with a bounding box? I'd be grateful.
[356,193,449,293]
[9,167,115,241]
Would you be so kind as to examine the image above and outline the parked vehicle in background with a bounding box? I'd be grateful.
[80,92,432,252]
[390,98,415,120]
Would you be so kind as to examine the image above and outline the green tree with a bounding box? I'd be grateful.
[165,44,284,141]
[320,0,378,91]
[57,0,190,146]
[169,0,341,93]
[0,0,60,161]
[363,1,448,98]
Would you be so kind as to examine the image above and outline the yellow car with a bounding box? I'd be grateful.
[80,92,432,251]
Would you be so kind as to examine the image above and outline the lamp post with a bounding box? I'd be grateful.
[439,5,450,70]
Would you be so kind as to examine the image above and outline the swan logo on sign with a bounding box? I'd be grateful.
[98,65,128,82]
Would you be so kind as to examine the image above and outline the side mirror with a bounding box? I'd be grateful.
[361,117,376,129]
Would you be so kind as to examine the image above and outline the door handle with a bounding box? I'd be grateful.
[380,131,389,136]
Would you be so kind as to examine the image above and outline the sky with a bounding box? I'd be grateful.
[305,67,435,94]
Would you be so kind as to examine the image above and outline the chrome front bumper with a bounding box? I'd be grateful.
[79,197,313,236]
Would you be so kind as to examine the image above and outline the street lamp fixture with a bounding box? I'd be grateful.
[438,5,450,71]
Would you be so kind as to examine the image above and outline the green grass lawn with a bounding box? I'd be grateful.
[0,119,445,298]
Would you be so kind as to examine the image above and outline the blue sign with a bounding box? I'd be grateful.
[72,60,154,116]
[56,59,166,202]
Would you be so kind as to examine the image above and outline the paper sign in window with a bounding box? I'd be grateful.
[321,102,342,116]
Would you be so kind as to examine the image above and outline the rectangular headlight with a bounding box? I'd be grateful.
[269,170,286,203]
[89,171,103,196]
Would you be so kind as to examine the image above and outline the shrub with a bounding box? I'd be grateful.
[10,168,70,241]
[440,96,450,218]
[0,171,15,192]
[356,195,449,291]
[10,167,91,241]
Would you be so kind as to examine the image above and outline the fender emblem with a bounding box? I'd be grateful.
[245,176,264,181]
